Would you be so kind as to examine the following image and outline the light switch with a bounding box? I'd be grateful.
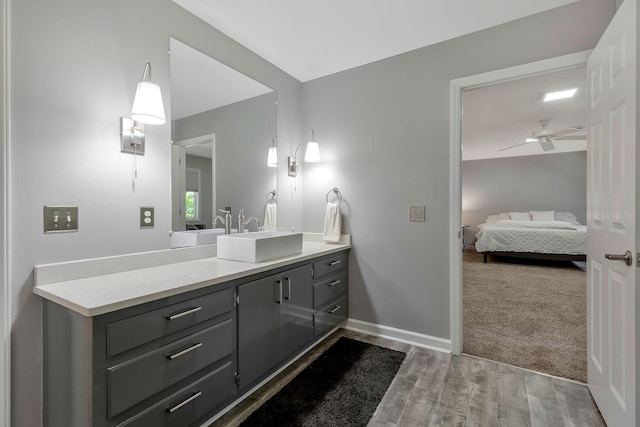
[140,207,154,228]
[44,206,78,233]
[409,205,425,222]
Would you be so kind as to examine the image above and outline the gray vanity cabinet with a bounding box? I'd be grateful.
[313,251,349,337]
[237,263,313,389]
[43,283,236,427]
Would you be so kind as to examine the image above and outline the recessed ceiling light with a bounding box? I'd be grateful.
[543,88,577,102]
[526,138,538,142]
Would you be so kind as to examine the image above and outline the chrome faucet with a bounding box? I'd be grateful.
[238,209,246,233]
[214,209,232,234]
[243,216,262,231]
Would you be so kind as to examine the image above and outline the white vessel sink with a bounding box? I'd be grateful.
[217,231,303,263]
[170,229,234,248]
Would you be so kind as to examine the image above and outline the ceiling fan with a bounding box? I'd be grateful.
[500,119,586,152]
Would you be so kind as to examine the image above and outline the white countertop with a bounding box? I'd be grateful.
[33,235,350,317]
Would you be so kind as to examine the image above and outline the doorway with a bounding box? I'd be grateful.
[449,50,592,357]
[459,67,588,381]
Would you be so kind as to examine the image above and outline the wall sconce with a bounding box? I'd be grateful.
[267,137,278,167]
[288,129,320,177]
[120,62,166,155]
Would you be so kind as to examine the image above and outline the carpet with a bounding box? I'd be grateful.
[239,337,406,427]
[463,251,587,382]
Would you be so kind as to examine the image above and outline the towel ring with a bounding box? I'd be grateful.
[326,187,342,205]
[266,190,277,203]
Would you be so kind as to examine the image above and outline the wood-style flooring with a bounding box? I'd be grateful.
[210,329,605,426]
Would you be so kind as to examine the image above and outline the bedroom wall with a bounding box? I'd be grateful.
[462,151,587,233]
[300,0,612,341]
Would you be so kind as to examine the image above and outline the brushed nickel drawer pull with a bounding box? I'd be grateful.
[328,260,341,266]
[328,305,341,314]
[166,306,202,321]
[327,280,341,287]
[167,342,203,360]
[166,391,202,413]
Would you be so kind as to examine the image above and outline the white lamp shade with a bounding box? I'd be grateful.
[267,147,278,167]
[131,81,166,125]
[304,141,320,162]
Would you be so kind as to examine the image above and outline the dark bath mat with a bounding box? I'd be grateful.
[240,337,406,427]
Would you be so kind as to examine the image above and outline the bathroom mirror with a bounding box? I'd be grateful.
[170,38,277,233]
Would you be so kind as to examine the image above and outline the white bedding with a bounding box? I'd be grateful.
[475,220,586,255]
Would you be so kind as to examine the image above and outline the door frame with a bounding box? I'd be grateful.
[449,50,592,355]
[1,0,9,424]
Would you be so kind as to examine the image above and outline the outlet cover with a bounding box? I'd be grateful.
[409,205,425,222]
[140,207,154,228]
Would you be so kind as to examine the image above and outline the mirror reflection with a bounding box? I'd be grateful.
[169,38,277,238]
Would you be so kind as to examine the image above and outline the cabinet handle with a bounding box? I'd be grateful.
[328,260,341,266]
[166,391,202,413]
[167,342,203,360]
[276,280,282,304]
[284,277,291,301]
[327,280,341,287]
[328,305,341,314]
[166,306,202,321]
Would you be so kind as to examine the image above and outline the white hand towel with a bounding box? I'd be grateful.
[323,202,342,243]
[263,203,277,232]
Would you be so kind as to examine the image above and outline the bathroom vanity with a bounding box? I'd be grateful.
[34,236,350,427]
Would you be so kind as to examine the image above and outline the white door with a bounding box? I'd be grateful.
[587,0,636,425]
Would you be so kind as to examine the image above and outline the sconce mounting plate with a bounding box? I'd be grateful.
[120,117,145,155]
[288,156,298,177]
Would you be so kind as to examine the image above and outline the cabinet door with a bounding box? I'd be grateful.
[237,274,282,388]
[281,264,313,359]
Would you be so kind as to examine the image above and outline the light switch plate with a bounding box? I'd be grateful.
[140,207,154,228]
[44,206,79,233]
[409,205,425,222]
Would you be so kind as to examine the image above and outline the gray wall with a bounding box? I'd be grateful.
[174,92,278,227]
[9,1,302,425]
[185,154,213,228]
[462,151,587,232]
[300,0,614,339]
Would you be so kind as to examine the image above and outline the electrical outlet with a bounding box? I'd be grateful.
[409,205,425,222]
[44,206,79,233]
[140,207,154,228]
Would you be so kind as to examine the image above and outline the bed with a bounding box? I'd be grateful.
[474,211,587,263]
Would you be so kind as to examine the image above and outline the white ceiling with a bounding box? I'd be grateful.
[173,0,578,82]
[462,67,587,161]
[170,0,586,160]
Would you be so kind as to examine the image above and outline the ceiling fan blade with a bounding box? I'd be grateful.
[539,138,555,151]
[498,140,537,151]
[554,135,587,141]
[553,126,584,137]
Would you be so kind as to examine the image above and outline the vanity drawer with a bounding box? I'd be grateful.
[116,361,234,427]
[313,252,348,279]
[108,319,232,418]
[107,287,233,357]
[313,271,347,309]
[314,295,348,338]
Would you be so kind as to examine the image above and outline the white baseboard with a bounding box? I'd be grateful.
[344,318,451,353]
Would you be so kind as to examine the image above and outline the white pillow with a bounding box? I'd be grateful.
[485,214,499,224]
[508,211,531,221]
[555,211,581,225]
[529,210,555,221]
[498,213,510,220]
